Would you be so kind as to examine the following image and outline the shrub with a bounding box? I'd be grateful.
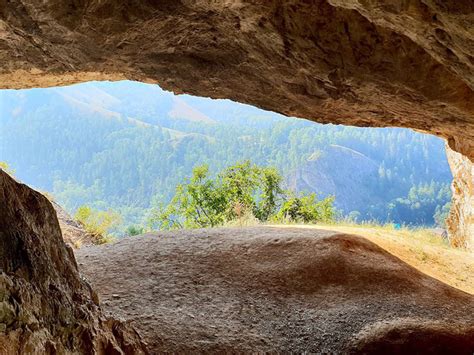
[151,161,335,230]
[277,193,335,223]
[126,225,144,237]
[75,205,121,244]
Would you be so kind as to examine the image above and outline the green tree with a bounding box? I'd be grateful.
[220,161,259,220]
[255,167,285,221]
[434,202,451,228]
[153,162,334,229]
[153,165,227,229]
[277,193,335,223]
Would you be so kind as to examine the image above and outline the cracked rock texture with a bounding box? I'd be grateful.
[0,170,148,354]
[0,0,472,247]
[0,3,472,351]
[0,0,472,158]
[51,200,94,249]
[447,146,474,250]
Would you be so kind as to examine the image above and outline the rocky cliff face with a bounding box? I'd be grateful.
[447,147,474,250]
[0,0,472,248]
[287,145,381,214]
[0,0,472,159]
[0,170,148,354]
[51,200,94,249]
[0,3,472,351]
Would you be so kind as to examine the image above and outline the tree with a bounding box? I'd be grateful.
[220,161,259,220]
[255,167,285,221]
[434,202,451,228]
[153,165,228,229]
[277,193,335,223]
[152,161,335,230]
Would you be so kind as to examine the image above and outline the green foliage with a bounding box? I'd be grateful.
[155,165,228,229]
[151,161,334,229]
[1,81,452,230]
[387,181,452,226]
[434,202,451,228]
[125,225,145,237]
[220,161,260,219]
[151,161,335,229]
[75,205,121,244]
[255,167,285,221]
[277,193,335,223]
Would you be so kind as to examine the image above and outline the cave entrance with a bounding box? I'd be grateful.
[0,80,453,240]
[2,80,473,354]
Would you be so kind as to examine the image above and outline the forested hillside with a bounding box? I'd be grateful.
[0,81,452,232]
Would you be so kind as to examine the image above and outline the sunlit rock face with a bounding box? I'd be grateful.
[0,0,473,158]
[447,148,474,250]
[0,170,148,354]
[0,1,472,245]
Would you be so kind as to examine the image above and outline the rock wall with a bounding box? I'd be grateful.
[51,200,94,249]
[0,2,472,249]
[447,147,474,251]
[0,3,472,352]
[0,0,473,160]
[0,170,148,354]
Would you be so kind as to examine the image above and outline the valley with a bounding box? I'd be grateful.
[0,81,453,233]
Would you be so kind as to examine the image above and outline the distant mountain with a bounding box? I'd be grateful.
[169,97,216,124]
[0,81,452,229]
[287,145,382,214]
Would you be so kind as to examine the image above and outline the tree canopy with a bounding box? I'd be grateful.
[150,161,335,230]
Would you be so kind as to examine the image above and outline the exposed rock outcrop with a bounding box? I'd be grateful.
[287,145,380,214]
[51,201,93,249]
[0,0,472,248]
[0,2,472,352]
[0,0,472,160]
[75,227,474,353]
[447,147,474,250]
[0,170,148,354]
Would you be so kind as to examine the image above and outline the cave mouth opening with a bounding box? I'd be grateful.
[1,79,473,354]
[0,80,454,242]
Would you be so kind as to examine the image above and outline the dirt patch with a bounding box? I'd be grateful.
[76,227,474,353]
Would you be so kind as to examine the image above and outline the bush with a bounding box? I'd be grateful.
[75,205,121,244]
[277,193,335,223]
[126,225,144,237]
[151,161,335,230]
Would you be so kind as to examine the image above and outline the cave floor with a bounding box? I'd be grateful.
[76,227,474,353]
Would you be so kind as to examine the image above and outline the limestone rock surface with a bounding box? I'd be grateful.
[1,1,472,248]
[51,200,94,249]
[75,227,474,353]
[0,170,148,354]
[447,147,474,250]
[0,0,473,160]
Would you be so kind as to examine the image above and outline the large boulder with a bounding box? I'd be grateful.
[0,170,148,354]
